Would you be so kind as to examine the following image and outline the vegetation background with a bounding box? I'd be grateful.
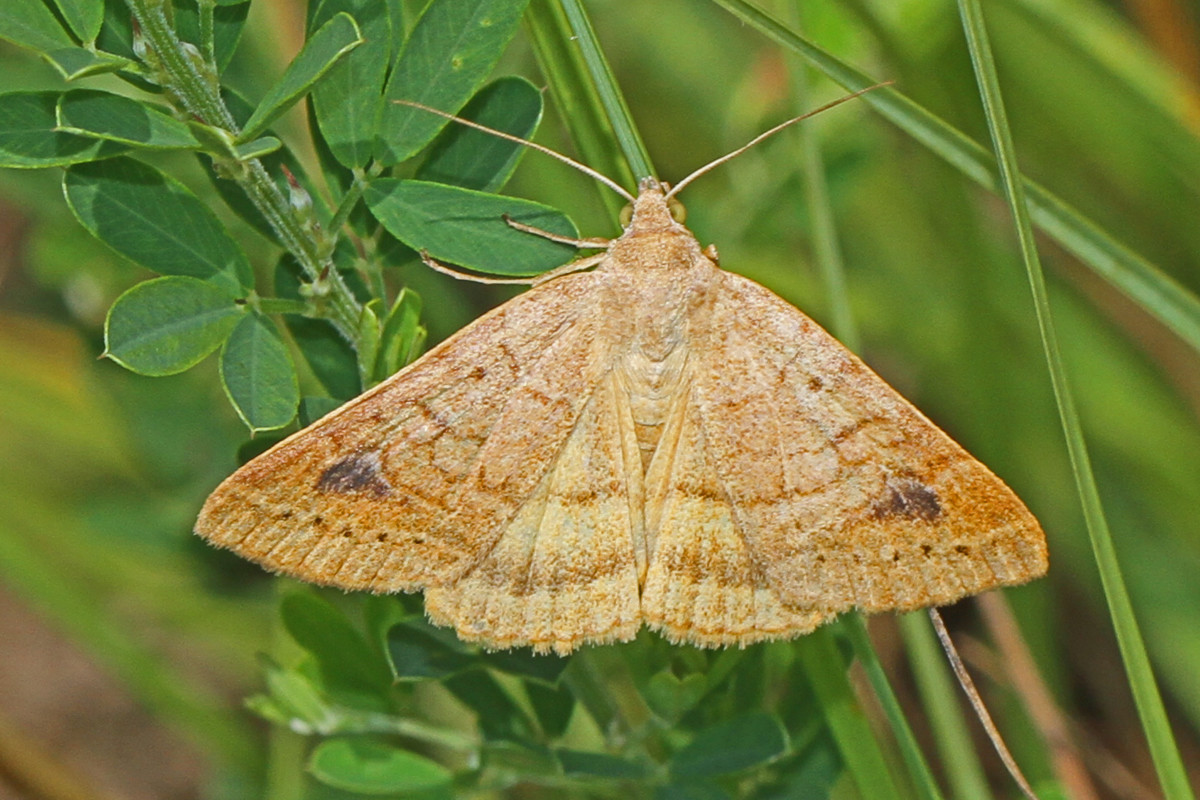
[0,0,1198,798]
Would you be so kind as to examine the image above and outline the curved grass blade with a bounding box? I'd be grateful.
[709,0,1200,359]
[956,1,1194,796]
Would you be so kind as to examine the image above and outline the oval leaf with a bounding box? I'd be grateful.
[104,276,243,376]
[386,619,475,680]
[280,592,393,695]
[374,288,424,381]
[377,0,531,164]
[0,1,75,53]
[0,91,127,168]
[220,312,299,432]
[64,157,254,295]
[365,179,577,276]
[49,0,104,42]
[57,89,201,150]
[416,76,543,192]
[310,0,393,169]
[239,12,364,142]
[556,749,652,780]
[309,738,452,795]
[670,713,789,779]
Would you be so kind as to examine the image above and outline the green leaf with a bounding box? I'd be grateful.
[526,681,574,739]
[309,738,452,795]
[64,157,254,295]
[374,288,424,380]
[416,76,543,192]
[670,712,788,779]
[48,0,103,42]
[642,669,708,722]
[310,0,394,169]
[104,276,243,376]
[57,90,201,150]
[299,396,343,426]
[356,301,383,389]
[377,0,531,164]
[44,48,132,80]
[275,257,361,400]
[556,749,652,780]
[253,655,336,731]
[443,669,529,740]
[386,619,475,680]
[0,0,75,54]
[0,91,127,168]
[481,648,569,686]
[365,179,578,276]
[95,0,134,61]
[280,593,393,696]
[239,12,364,142]
[220,312,299,432]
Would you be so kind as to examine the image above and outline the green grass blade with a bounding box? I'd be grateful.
[523,0,634,220]
[556,0,654,182]
[955,2,1195,797]
[898,614,991,799]
[708,0,1200,358]
[796,627,907,799]
[843,616,946,800]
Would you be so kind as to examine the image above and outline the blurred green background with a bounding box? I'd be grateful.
[2,0,1199,797]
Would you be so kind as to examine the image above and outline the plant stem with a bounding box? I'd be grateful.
[124,0,363,341]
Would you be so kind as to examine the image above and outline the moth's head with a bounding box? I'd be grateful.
[619,178,688,233]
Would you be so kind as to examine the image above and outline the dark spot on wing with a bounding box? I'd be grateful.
[873,478,942,522]
[317,452,393,498]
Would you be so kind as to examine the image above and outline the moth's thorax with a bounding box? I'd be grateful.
[605,182,718,471]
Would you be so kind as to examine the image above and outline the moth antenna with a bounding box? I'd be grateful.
[664,81,894,201]
[394,99,636,203]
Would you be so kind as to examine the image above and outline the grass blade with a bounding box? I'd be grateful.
[708,0,1200,358]
[523,0,635,220]
[556,0,654,182]
[955,1,1195,797]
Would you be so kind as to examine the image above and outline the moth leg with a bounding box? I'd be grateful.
[418,250,540,285]
[418,250,609,287]
[502,214,613,248]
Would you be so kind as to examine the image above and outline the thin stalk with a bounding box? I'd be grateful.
[899,613,992,799]
[929,610,1037,799]
[124,0,363,340]
[955,1,1194,797]
[796,626,907,799]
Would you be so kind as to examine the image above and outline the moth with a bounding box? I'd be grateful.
[196,104,1048,655]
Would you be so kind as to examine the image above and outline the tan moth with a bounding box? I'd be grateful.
[196,99,1048,655]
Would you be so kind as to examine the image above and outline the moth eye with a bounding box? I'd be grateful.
[668,197,687,223]
[619,203,633,226]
